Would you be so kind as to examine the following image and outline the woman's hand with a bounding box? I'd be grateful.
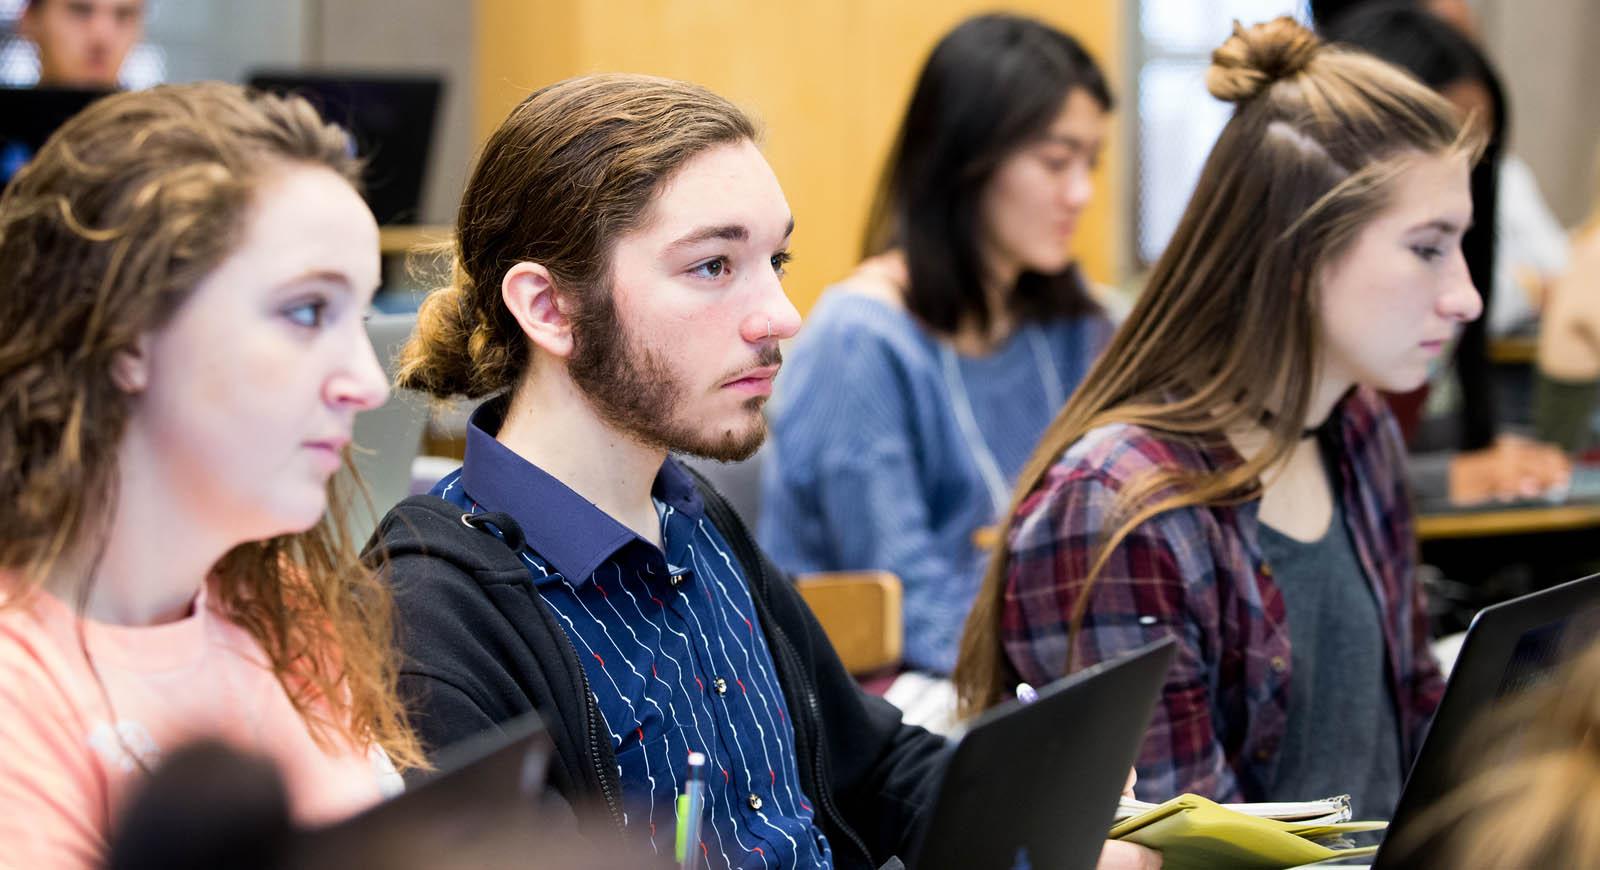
[1448,434,1571,505]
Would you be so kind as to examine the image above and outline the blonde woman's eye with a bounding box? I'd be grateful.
[284,299,329,328]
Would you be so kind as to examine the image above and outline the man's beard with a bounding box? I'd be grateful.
[566,287,778,462]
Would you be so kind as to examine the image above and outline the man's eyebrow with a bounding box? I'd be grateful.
[665,216,796,253]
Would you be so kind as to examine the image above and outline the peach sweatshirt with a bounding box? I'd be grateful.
[0,580,388,868]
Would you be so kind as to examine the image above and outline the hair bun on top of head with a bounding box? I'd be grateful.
[1206,17,1321,104]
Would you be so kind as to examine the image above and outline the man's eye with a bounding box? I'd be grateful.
[692,257,728,279]
[771,251,793,277]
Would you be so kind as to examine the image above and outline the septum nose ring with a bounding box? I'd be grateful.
[765,317,772,341]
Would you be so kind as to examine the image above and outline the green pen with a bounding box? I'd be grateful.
[675,750,708,869]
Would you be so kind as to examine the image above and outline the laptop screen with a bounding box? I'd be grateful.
[1493,606,1600,697]
[246,72,443,225]
[1376,573,1600,868]
[0,86,116,186]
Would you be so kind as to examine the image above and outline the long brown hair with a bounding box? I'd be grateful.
[0,83,423,768]
[397,73,758,400]
[953,18,1482,715]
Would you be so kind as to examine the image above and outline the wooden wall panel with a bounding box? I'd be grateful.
[475,0,1126,314]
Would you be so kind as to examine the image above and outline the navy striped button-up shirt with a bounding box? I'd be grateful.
[433,404,831,869]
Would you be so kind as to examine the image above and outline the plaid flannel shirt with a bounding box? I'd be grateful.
[1000,387,1443,803]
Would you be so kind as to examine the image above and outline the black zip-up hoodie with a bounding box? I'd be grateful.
[368,471,950,869]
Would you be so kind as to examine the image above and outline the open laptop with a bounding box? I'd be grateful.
[1363,571,1600,868]
[290,713,563,867]
[911,637,1177,870]
[0,85,115,185]
[246,72,443,225]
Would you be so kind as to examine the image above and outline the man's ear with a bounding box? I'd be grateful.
[501,261,575,359]
[110,337,151,394]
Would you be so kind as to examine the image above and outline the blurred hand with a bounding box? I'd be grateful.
[1448,434,1572,505]
[1098,840,1162,870]
[1124,767,1138,798]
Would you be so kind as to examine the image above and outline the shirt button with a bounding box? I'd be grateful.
[712,677,728,696]
[747,793,763,811]
[1270,656,1288,673]
[1256,748,1273,761]
[669,573,686,587]
[1261,563,1274,577]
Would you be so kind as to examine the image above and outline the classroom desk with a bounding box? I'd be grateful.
[1416,501,1600,541]
[378,224,452,255]
[1418,500,1600,632]
[980,505,1600,544]
[1488,334,1536,365]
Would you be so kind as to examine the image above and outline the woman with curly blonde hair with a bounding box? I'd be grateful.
[0,82,422,867]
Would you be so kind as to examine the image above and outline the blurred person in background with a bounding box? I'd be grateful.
[760,12,1115,680]
[1534,145,1600,452]
[17,0,145,88]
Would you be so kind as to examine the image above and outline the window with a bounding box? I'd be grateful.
[1133,0,1309,265]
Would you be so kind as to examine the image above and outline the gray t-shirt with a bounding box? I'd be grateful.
[1257,464,1406,820]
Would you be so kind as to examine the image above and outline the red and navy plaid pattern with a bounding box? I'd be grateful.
[1000,388,1443,803]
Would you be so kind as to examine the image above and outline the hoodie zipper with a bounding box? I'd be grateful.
[463,509,626,832]
[574,647,626,831]
[756,583,876,867]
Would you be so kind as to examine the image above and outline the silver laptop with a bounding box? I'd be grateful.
[343,312,429,543]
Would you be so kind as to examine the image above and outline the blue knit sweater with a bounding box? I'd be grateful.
[759,289,1110,673]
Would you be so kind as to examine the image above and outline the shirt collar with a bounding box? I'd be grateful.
[459,396,706,585]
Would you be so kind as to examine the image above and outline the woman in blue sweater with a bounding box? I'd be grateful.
[760,13,1115,675]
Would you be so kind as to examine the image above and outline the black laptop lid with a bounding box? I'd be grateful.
[292,712,551,863]
[246,72,442,225]
[0,86,115,185]
[912,637,1177,870]
[1375,571,1600,868]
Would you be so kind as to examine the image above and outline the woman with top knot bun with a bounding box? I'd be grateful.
[956,17,1481,820]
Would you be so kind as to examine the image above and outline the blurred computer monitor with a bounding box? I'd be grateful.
[0,85,115,185]
[247,71,443,225]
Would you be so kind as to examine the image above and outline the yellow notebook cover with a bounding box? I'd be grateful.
[1109,794,1386,870]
